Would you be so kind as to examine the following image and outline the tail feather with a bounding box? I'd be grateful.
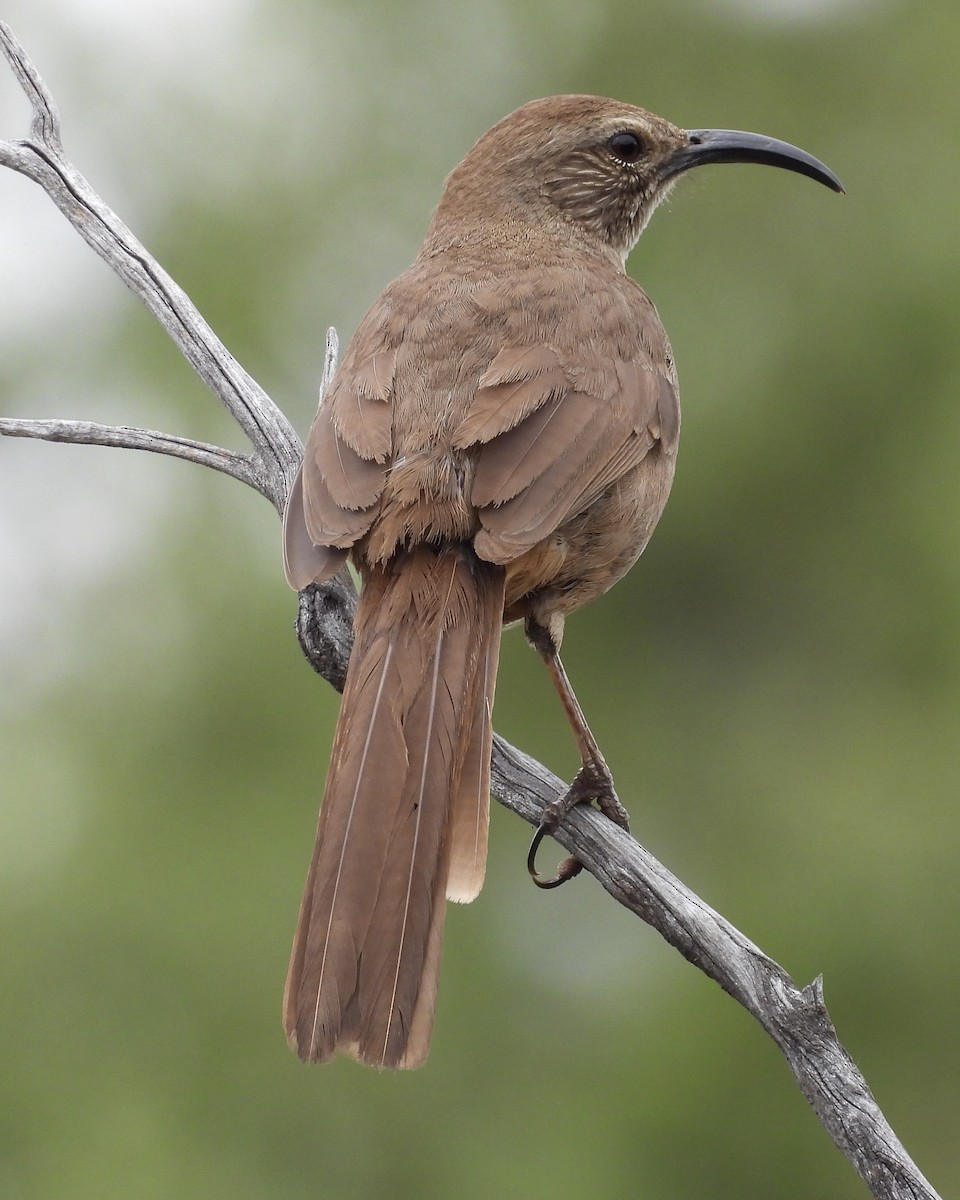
[284,546,505,1068]
[446,630,498,903]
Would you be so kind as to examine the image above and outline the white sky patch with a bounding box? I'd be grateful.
[0,177,123,346]
[708,0,889,24]
[2,0,259,70]
[0,414,185,697]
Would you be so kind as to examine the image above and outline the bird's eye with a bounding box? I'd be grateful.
[607,131,645,163]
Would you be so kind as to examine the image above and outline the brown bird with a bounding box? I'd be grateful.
[281,95,841,1069]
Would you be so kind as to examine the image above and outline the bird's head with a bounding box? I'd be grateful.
[425,95,842,264]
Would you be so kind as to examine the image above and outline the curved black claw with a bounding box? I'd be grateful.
[527,822,583,889]
[525,758,630,888]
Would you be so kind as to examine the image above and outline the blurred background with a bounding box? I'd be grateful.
[1,0,957,1196]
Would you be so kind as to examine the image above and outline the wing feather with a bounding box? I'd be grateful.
[328,349,396,461]
[453,346,567,447]
[462,346,676,561]
[282,467,349,588]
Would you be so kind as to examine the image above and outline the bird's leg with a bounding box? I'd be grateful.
[524,616,630,888]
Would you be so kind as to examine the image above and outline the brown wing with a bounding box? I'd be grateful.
[454,345,679,565]
[282,348,398,589]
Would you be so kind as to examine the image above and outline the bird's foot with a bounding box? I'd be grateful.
[527,759,629,889]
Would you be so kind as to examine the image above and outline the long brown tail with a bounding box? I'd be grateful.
[283,546,504,1068]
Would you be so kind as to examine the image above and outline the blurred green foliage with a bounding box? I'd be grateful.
[1,1,958,1197]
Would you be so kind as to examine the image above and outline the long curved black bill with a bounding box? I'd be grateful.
[665,128,844,193]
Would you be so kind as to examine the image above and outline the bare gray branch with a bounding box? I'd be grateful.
[0,417,261,490]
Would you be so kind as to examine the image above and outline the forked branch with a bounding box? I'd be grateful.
[0,24,938,1200]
